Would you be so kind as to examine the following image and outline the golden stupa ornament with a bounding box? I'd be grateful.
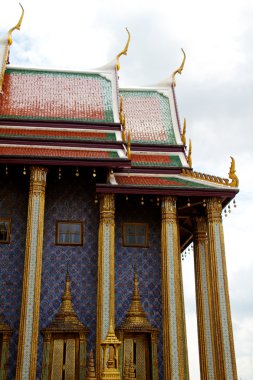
[7,3,24,45]
[116,28,131,71]
[229,156,239,187]
[181,118,187,146]
[100,320,121,380]
[172,48,186,86]
[187,139,192,168]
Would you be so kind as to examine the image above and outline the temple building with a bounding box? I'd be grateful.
[0,6,239,380]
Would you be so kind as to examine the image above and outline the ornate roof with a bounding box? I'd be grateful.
[0,68,119,123]
[120,88,181,145]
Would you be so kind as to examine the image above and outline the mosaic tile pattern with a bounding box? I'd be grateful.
[200,243,215,379]
[0,128,117,142]
[167,224,179,380]
[102,225,111,340]
[37,175,99,378]
[0,146,120,159]
[115,198,163,378]
[0,175,28,380]
[214,224,233,378]
[120,90,176,145]
[22,196,40,379]
[0,69,114,123]
[131,154,182,167]
[115,175,216,188]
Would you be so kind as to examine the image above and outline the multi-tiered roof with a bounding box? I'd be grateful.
[0,10,239,247]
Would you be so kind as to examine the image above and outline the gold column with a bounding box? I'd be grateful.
[161,196,189,380]
[96,194,115,377]
[193,217,217,380]
[206,198,238,379]
[15,166,48,380]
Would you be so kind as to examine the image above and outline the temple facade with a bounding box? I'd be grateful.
[0,7,239,380]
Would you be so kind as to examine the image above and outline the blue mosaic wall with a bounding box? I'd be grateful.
[37,174,99,378]
[0,174,28,380]
[115,197,163,378]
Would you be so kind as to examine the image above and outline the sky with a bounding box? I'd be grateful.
[1,0,253,378]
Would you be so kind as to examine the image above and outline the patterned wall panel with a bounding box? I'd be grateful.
[115,196,163,379]
[37,173,99,378]
[0,174,28,380]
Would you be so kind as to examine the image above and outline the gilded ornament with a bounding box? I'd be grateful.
[187,139,192,168]
[116,28,131,71]
[127,131,131,159]
[181,118,187,146]
[206,197,222,223]
[172,48,186,86]
[229,156,239,187]
[7,3,24,45]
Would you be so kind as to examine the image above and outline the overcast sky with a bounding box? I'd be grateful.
[1,0,253,378]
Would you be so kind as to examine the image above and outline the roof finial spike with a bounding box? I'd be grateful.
[116,27,131,71]
[172,48,186,87]
[229,156,239,187]
[187,139,192,168]
[8,3,24,45]
[181,118,187,146]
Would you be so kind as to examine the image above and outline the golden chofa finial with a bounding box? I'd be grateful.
[127,131,131,159]
[229,156,239,187]
[187,139,192,168]
[172,48,186,87]
[116,28,131,71]
[181,118,187,146]
[8,3,24,45]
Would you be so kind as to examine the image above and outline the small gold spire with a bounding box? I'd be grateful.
[127,131,131,159]
[187,139,192,168]
[116,28,131,71]
[229,156,239,187]
[181,118,187,146]
[59,268,75,315]
[8,3,24,45]
[172,48,186,86]
[119,96,123,123]
[118,273,154,331]
[87,350,97,379]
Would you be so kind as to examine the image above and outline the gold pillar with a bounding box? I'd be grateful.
[193,217,217,379]
[15,166,47,380]
[161,196,189,380]
[96,194,115,377]
[206,198,237,379]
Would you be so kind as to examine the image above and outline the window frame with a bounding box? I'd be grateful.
[122,222,149,248]
[0,218,11,244]
[56,221,83,246]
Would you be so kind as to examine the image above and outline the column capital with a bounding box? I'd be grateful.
[99,194,115,224]
[194,216,207,243]
[30,166,48,196]
[206,197,222,223]
[161,196,177,222]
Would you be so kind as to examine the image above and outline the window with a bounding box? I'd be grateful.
[123,223,149,247]
[56,221,83,246]
[0,218,11,244]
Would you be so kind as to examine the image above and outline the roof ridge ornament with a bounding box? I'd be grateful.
[187,138,192,168]
[229,156,239,187]
[181,168,230,186]
[172,48,186,87]
[7,3,24,46]
[181,118,187,146]
[116,28,131,71]
[0,3,24,93]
